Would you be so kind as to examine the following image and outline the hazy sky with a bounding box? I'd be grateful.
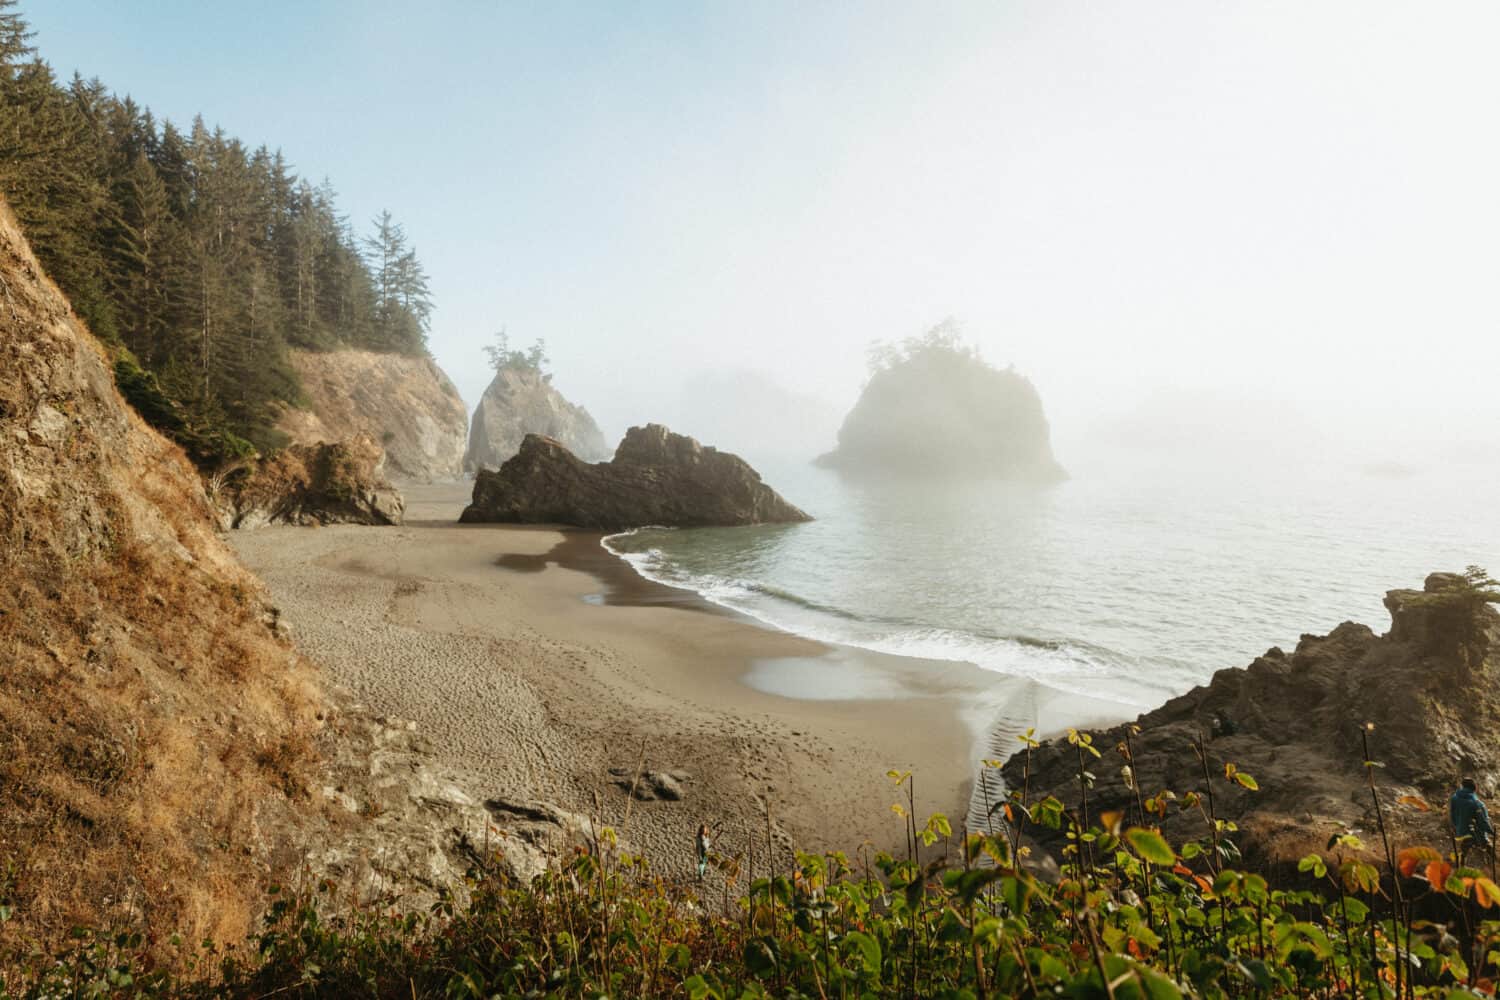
[29,2,1500,465]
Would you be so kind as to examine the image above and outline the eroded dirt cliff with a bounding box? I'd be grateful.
[0,198,326,951]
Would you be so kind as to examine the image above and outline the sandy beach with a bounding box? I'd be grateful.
[230,482,1125,880]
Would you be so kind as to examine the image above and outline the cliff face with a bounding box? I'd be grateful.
[0,199,324,949]
[818,342,1066,481]
[278,348,468,482]
[1005,572,1500,873]
[460,424,812,529]
[464,367,608,473]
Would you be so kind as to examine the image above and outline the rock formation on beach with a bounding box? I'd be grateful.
[278,347,468,482]
[465,366,609,472]
[1004,570,1500,873]
[217,435,405,528]
[460,423,813,529]
[817,323,1066,481]
[0,196,327,949]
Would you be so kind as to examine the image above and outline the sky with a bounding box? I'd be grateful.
[27,1,1500,468]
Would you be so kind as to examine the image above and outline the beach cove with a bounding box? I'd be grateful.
[230,482,1115,878]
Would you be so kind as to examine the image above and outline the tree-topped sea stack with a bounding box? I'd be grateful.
[817,321,1066,481]
[464,333,609,472]
[460,424,812,529]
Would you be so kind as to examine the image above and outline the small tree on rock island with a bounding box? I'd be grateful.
[1410,565,1500,673]
[482,328,551,381]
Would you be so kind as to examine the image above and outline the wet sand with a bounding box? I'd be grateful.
[232,482,1127,876]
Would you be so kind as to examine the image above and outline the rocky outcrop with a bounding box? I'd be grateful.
[460,424,812,529]
[278,348,468,482]
[311,708,615,905]
[464,366,608,472]
[218,436,404,529]
[0,196,326,951]
[1004,572,1500,873]
[817,326,1066,480]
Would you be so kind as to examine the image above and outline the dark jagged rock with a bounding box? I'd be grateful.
[221,435,404,528]
[1004,572,1500,873]
[459,424,812,530]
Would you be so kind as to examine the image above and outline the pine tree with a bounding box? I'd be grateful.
[362,210,430,354]
[0,2,434,465]
[0,0,33,76]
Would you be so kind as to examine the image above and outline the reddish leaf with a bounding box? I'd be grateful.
[1397,846,1441,879]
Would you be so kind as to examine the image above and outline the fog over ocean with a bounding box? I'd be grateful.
[604,453,1500,713]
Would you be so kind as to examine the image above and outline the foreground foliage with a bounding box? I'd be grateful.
[5,727,1500,999]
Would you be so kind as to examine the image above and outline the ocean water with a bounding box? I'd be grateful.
[602,452,1500,714]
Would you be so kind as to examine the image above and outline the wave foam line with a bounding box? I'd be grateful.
[599,533,1166,707]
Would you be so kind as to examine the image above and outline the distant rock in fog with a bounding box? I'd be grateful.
[817,324,1066,481]
[460,424,811,529]
[465,367,609,473]
[667,369,843,463]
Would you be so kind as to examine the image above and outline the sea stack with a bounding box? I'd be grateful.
[460,424,813,529]
[465,366,609,473]
[817,324,1066,481]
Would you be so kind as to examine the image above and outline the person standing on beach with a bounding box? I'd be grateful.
[1450,778,1494,861]
[696,822,712,881]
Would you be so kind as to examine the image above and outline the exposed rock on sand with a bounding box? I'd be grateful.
[278,347,468,482]
[1006,571,1500,873]
[220,436,405,528]
[313,708,608,900]
[465,366,608,472]
[460,424,812,529]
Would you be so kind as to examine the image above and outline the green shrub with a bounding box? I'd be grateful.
[5,737,1498,997]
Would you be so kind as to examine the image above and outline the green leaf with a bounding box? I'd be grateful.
[1125,827,1177,866]
[1136,964,1186,999]
[684,974,719,1000]
[845,930,882,978]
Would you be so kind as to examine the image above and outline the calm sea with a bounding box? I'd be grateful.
[603,451,1500,715]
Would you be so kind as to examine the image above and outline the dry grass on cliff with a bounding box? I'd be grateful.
[0,197,326,963]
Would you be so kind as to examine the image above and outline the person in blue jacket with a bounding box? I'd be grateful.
[1450,778,1495,860]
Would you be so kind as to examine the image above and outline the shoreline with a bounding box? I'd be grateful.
[234,482,1130,875]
